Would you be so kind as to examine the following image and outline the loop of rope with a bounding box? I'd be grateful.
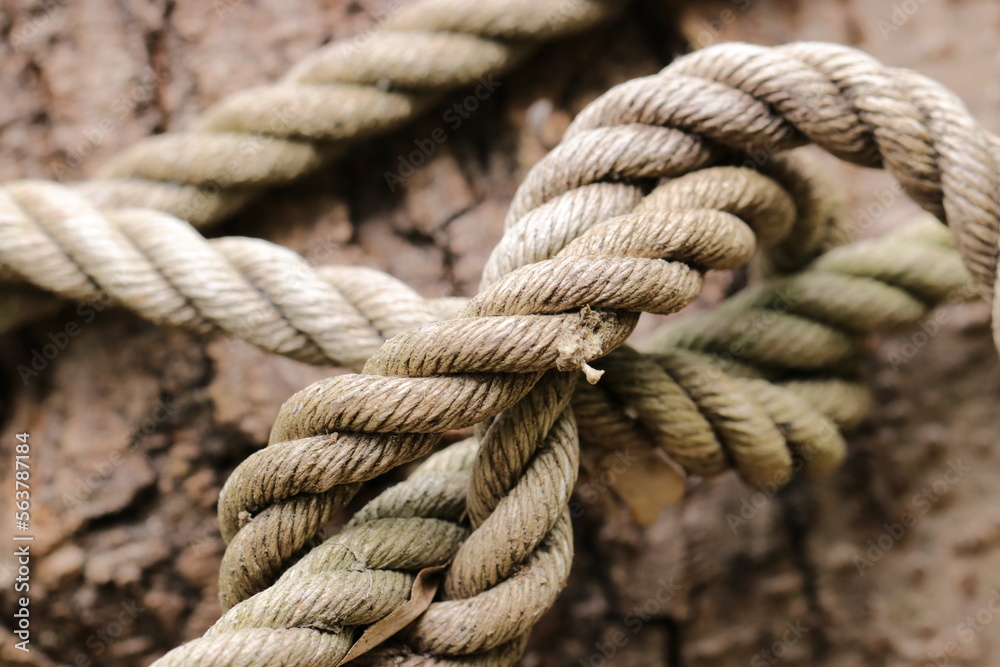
[510,41,999,339]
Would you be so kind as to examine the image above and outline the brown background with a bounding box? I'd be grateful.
[1,0,999,665]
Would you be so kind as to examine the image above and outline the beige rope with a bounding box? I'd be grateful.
[55,0,623,228]
[156,437,479,666]
[188,154,841,615]
[190,209,970,662]
[159,41,998,665]
[516,41,999,343]
[0,181,436,370]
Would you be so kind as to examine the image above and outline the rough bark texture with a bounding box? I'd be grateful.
[1,1,999,665]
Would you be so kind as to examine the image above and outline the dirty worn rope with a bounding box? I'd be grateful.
[158,225,973,664]
[57,0,623,228]
[3,151,900,560]
[155,41,999,665]
[0,181,437,370]
[203,153,839,612]
[158,437,484,666]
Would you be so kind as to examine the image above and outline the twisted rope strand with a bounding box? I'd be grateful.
[198,160,857,659]
[0,181,436,370]
[643,217,972,373]
[574,218,973,492]
[155,438,479,666]
[213,188,758,616]
[170,215,968,663]
[58,0,623,228]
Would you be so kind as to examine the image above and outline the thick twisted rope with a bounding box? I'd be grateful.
[157,41,999,665]
[0,0,623,335]
[214,203,753,606]
[157,437,480,666]
[0,181,436,370]
[193,195,953,661]
[161,209,747,664]
[52,0,622,229]
[507,40,999,343]
[643,217,972,373]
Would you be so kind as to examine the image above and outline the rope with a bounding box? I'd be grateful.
[144,40,994,665]
[51,0,623,229]
[0,181,436,370]
[196,152,845,609]
[530,41,999,344]
[157,437,481,666]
